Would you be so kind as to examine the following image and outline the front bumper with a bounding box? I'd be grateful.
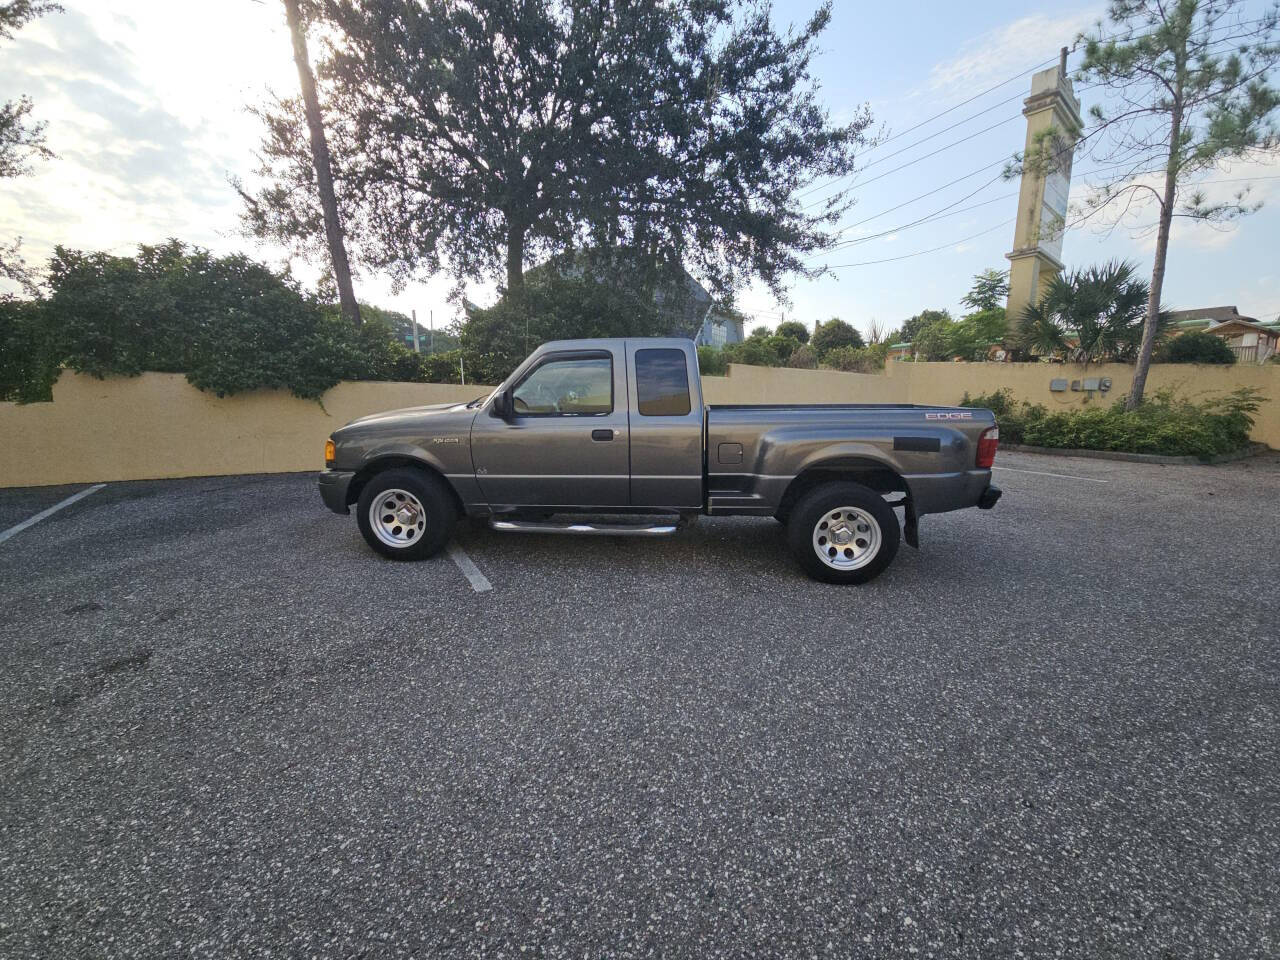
[977,483,1002,509]
[318,469,355,515]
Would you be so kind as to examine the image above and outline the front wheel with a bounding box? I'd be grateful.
[786,482,900,584]
[356,468,457,560]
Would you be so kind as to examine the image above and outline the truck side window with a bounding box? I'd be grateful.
[635,349,692,416]
[512,356,612,415]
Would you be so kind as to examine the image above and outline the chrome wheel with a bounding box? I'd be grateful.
[368,488,427,548]
[812,506,881,571]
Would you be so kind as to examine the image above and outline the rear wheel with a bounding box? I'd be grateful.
[356,468,456,560]
[786,482,899,584]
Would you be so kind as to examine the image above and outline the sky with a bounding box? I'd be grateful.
[2,0,1279,338]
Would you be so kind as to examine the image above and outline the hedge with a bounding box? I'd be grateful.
[959,387,1262,460]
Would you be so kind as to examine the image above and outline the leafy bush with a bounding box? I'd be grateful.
[775,320,810,343]
[960,387,1261,458]
[823,342,889,373]
[1159,331,1236,364]
[786,344,817,368]
[0,298,57,402]
[2,241,468,401]
[459,268,672,384]
[811,318,864,356]
[696,345,728,376]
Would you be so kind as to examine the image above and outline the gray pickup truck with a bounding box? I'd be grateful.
[319,337,1000,583]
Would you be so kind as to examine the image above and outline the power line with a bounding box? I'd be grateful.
[825,219,1016,269]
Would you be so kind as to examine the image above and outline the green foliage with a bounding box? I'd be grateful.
[1159,331,1237,364]
[775,320,810,343]
[960,387,1262,459]
[947,307,1007,361]
[910,321,953,362]
[459,268,673,384]
[722,336,786,367]
[749,325,771,339]
[696,345,727,376]
[0,297,56,402]
[786,343,817,368]
[810,317,864,357]
[899,308,951,344]
[822,342,889,373]
[1016,260,1154,363]
[8,240,446,401]
[243,0,873,299]
[960,269,1010,312]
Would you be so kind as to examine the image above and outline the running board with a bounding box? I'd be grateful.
[489,518,680,537]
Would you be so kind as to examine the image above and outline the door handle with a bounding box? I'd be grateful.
[591,429,615,441]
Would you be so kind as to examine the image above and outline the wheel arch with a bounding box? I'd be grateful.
[776,457,910,523]
[347,455,465,517]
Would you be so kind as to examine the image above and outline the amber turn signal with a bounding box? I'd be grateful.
[324,439,336,466]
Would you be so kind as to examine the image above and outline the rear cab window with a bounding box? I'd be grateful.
[635,349,691,416]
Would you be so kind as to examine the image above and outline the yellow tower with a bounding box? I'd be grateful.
[1005,50,1082,324]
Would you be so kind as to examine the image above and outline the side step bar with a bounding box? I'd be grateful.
[489,518,680,537]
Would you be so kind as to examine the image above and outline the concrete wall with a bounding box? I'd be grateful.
[3,361,1276,488]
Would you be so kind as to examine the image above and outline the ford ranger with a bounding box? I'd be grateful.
[318,338,1001,583]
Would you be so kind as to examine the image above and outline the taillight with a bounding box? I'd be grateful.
[976,425,999,469]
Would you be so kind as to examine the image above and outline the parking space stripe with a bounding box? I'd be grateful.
[993,466,1108,483]
[0,483,107,545]
[447,544,492,592]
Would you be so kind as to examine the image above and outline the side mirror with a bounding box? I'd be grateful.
[492,389,513,419]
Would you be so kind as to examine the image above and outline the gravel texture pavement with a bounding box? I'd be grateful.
[1,452,1277,958]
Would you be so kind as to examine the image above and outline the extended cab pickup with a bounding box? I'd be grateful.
[319,337,1001,583]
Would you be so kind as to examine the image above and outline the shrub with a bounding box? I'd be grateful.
[1159,331,1236,364]
[961,387,1261,458]
[823,343,889,373]
[811,318,864,356]
[0,298,57,402]
[723,336,784,367]
[786,344,817,368]
[775,320,810,343]
[697,345,728,376]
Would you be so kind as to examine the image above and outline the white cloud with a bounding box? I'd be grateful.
[0,1,473,322]
[925,8,1101,95]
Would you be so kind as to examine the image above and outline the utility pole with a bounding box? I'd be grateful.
[429,310,434,354]
[410,309,421,353]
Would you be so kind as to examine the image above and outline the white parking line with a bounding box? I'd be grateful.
[0,483,107,545]
[993,466,1109,483]
[447,544,493,592]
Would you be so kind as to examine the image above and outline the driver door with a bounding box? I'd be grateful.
[470,348,630,508]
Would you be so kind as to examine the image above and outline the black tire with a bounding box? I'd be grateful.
[355,467,457,561]
[786,481,900,584]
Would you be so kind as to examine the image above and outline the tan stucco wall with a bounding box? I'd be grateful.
[3,361,1276,488]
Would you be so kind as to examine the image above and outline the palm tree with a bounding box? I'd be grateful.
[1016,260,1159,367]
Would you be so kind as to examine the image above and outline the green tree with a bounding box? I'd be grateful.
[775,319,810,343]
[749,325,772,339]
[1160,329,1237,363]
[899,308,951,344]
[0,1,62,291]
[241,0,871,298]
[947,307,1007,360]
[810,317,864,356]
[911,321,955,362]
[1071,0,1280,407]
[960,269,1010,312]
[1016,260,1156,365]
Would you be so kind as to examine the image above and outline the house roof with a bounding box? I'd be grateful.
[1166,305,1257,325]
[1205,317,1280,337]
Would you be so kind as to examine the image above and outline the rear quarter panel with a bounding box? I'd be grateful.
[706,404,995,515]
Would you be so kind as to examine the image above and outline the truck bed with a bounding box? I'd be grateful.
[704,402,996,517]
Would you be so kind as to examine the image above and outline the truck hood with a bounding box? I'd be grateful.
[334,400,482,440]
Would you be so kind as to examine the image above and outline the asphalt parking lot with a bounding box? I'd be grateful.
[1,451,1277,959]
